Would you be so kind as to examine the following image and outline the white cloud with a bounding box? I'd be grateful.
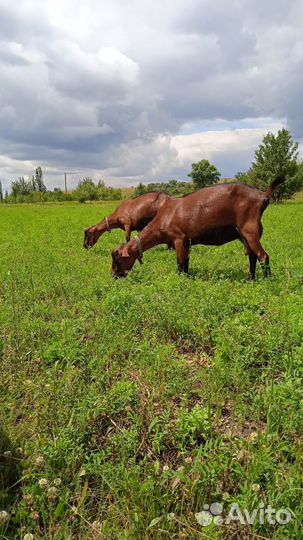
[99,121,284,183]
[170,123,283,167]
[47,43,139,100]
[0,0,301,191]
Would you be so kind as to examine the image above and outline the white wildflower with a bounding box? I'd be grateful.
[248,431,258,442]
[47,486,57,497]
[53,478,62,487]
[0,510,10,523]
[35,456,44,466]
[38,478,48,489]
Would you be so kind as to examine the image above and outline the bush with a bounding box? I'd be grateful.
[133,179,193,197]
[98,181,122,200]
[75,178,99,203]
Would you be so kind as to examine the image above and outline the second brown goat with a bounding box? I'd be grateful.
[84,191,170,248]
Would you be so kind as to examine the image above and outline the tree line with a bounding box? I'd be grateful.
[0,172,122,204]
[1,129,302,204]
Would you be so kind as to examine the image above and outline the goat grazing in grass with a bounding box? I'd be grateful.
[111,175,285,280]
[84,192,170,249]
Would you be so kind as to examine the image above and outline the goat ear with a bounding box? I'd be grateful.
[121,245,129,258]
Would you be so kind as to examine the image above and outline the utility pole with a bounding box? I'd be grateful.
[63,170,82,193]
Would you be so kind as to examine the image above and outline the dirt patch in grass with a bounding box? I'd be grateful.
[216,403,266,442]
[178,348,213,369]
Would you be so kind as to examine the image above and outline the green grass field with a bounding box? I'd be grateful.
[1,201,303,539]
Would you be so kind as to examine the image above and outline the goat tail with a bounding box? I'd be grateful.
[264,174,285,199]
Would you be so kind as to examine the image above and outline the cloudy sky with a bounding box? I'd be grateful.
[0,0,302,191]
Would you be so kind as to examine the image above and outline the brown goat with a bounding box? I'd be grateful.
[83,191,170,249]
[111,176,285,280]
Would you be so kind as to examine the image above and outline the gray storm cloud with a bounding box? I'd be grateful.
[0,0,302,190]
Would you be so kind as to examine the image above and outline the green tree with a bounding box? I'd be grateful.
[187,159,221,189]
[97,180,122,200]
[0,181,3,202]
[75,177,99,203]
[289,161,303,197]
[134,182,146,197]
[33,167,46,192]
[247,129,301,200]
[11,177,33,198]
[235,171,247,181]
